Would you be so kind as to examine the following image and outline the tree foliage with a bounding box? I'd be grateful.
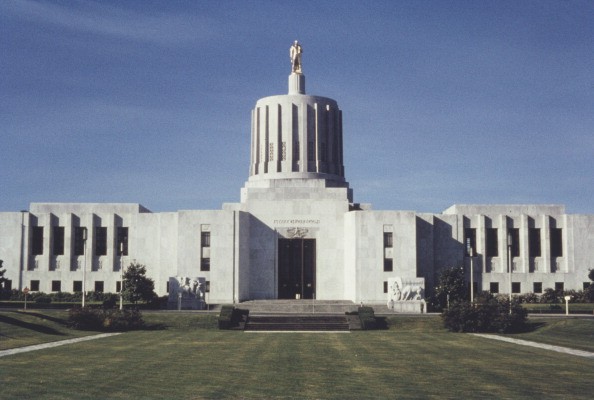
[122,263,156,304]
[430,266,468,311]
[0,260,7,288]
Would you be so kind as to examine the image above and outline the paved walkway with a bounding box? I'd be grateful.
[472,333,594,359]
[0,332,122,358]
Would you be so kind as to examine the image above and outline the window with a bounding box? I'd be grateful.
[117,227,128,256]
[489,282,499,294]
[166,281,170,293]
[73,281,82,292]
[512,282,521,294]
[31,227,44,255]
[308,141,314,161]
[95,281,104,293]
[268,143,274,161]
[320,142,327,162]
[116,281,122,293]
[486,228,498,257]
[464,228,476,257]
[533,282,543,293]
[554,282,564,293]
[200,258,211,272]
[383,281,388,293]
[201,232,211,247]
[384,232,393,248]
[30,280,40,291]
[95,227,107,256]
[280,142,287,161]
[205,281,210,293]
[53,226,65,255]
[294,141,300,160]
[507,228,520,258]
[51,280,61,292]
[550,228,563,257]
[74,227,87,256]
[529,228,541,257]
[383,258,393,272]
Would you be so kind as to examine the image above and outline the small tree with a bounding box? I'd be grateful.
[0,260,7,289]
[586,269,594,302]
[122,263,156,304]
[430,266,468,311]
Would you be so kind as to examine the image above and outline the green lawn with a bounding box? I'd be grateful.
[1,311,593,399]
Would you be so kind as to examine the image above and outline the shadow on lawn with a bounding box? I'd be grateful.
[13,311,69,326]
[0,314,66,336]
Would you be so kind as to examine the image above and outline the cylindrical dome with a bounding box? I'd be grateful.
[248,73,346,185]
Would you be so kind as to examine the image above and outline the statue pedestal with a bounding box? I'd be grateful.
[288,73,305,94]
[387,300,426,314]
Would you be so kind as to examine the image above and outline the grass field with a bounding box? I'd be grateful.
[1,311,593,399]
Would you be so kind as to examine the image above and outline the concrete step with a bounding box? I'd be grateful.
[237,300,358,314]
[245,315,350,331]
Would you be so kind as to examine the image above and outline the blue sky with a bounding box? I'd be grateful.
[1,0,593,214]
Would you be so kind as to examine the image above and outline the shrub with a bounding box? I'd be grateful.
[35,295,52,304]
[218,305,234,329]
[442,297,527,333]
[358,306,376,330]
[68,308,144,331]
[540,288,559,304]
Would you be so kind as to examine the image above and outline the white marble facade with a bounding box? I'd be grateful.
[1,48,593,310]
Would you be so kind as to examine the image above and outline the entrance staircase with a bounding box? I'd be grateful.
[245,315,350,331]
[238,300,358,331]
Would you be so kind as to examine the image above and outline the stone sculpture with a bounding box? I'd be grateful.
[290,40,303,74]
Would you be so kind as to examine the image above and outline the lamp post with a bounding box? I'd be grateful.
[466,238,474,303]
[564,295,571,316]
[119,241,124,310]
[82,227,87,308]
[507,231,513,314]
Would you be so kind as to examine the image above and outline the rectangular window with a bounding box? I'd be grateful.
[529,228,541,257]
[73,280,82,292]
[51,280,61,292]
[554,282,564,293]
[508,228,520,258]
[486,228,498,257]
[489,282,499,294]
[205,281,210,293]
[31,227,44,255]
[268,143,274,161]
[201,258,211,271]
[383,281,388,293]
[512,282,521,294]
[320,142,327,162]
[53,226,65,255]
[95,227,107,256]
[533,282,543,294]
[74,227,86,256]
[201,232,211,247]
[464,228,476,257]
[166,281,170,293]
[383,232,393,248]
[281,142,287,161]
[95,281,104,293]
[294,141,300,161]
[550,228,563,257]
[308,141,314,161]
[116,281,122,293]
[383,258,393,272]
[117,227,129,256]
[30,280,40,291]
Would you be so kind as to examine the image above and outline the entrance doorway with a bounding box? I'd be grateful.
[278,239,316,299]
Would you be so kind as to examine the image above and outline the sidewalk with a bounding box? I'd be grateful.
[0,332,122,358]
[472,333,594,359]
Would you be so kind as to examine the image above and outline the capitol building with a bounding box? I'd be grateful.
[1,43,593,310]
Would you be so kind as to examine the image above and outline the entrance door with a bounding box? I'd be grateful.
[278,239,316,299]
